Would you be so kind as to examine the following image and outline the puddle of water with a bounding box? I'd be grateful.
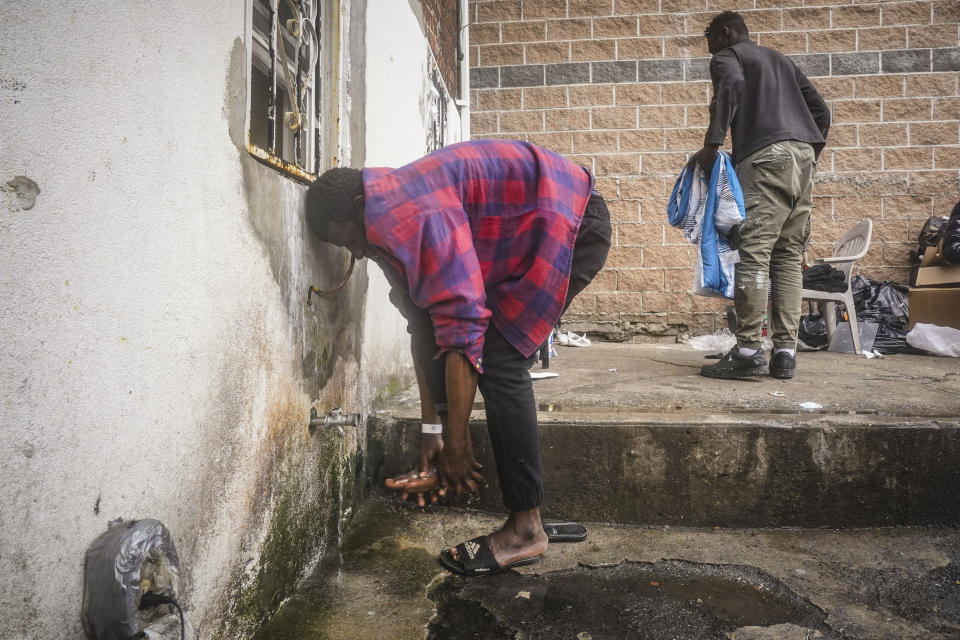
[429,560,831,640]
[252,501,441,640]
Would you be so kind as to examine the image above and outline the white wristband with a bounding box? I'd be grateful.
[421,423,443,435]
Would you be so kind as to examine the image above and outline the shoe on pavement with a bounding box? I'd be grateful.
[566,332,591,347]
[700,346,769,379]
[770,350,796,379]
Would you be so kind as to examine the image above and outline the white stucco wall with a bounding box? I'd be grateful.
[0,1,368,637]
[362,0,463,392]
[0,0,460,636]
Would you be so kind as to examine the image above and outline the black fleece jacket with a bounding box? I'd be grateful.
[705,39,831,164]
[944,201,960,265]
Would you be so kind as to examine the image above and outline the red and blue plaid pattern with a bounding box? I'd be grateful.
[363,140,593,373]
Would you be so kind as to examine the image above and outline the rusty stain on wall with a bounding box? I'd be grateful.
[195,34,371,638]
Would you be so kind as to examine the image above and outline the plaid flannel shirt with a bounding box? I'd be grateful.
[362,140,594,373]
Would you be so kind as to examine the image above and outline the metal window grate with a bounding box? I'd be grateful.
[426,65,447,153]
[249,0,322,180]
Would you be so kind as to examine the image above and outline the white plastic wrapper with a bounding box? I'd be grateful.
[686,328,773,352]
[906,323,960,357]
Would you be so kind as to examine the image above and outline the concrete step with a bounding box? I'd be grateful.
[366,343,960,528]
[367,412,960,528]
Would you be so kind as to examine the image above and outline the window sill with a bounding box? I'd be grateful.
[246,143,316,184]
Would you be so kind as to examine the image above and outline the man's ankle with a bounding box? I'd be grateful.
[508,508,544,537]
[737,346,759,356]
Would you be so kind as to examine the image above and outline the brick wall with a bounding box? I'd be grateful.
[422,0,461,96]
[468,0,960,341]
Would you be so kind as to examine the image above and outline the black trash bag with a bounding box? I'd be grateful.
[798,313,829,351]
[848,275,921,354]
[82,519,181,640]
[873,319,928,355]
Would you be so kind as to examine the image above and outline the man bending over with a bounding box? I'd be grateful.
[304,140,611,575]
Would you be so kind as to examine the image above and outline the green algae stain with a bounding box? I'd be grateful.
[344,541,437,599]
[249,580,334,640]
[217,433,360,640]
[338,500,407,553]
[252,501,442,640]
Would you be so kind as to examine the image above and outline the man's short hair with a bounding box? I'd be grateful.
[305,167,363,240]
[704,11,748,39]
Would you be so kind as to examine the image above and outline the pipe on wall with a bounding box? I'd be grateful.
[457,0,470,141]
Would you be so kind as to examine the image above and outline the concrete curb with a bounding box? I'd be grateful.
[367,413,960,528]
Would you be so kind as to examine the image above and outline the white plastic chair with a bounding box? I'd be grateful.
[801,219,873,354]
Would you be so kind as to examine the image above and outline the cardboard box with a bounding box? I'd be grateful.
[915,265,960,287]
[919,245,945,267]
[908,287,960,331]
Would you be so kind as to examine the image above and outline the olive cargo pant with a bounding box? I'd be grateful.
[734,141,816,351]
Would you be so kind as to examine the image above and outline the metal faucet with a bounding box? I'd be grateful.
[309,407,360,436]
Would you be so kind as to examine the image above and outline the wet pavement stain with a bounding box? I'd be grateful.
[244,499,960,639]
[428,560,834,640]
[252,501,443,640]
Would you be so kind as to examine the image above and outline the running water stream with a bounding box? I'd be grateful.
[334,434,346,586]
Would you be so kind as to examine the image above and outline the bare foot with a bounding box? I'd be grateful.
[449,508,548,568]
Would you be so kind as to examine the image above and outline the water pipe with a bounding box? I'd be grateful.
[309,407,360,436]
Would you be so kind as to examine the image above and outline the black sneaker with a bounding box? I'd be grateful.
[700,346,769,379]
[770,350,796,379]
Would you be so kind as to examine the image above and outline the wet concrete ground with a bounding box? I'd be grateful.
[384,342,960,418]
[257,343,960,638]
[257,499,960,639]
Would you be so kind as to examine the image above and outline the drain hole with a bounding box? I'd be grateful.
[429,560,832,639]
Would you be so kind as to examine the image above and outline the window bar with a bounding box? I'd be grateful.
[267,0,278,154]
[294,17,303,169]
[314,4,322,173]
[437,74,445,149]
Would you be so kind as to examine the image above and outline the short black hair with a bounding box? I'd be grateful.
[704,11,748,39]
[305,167,364,240]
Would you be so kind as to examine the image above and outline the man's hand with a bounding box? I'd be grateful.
[385,465,442,507]
[386,343,446,508]
[384,432,444,507]
[436,350,486,497]
[418,432,443,475]
[384,432,487,504]
[437,438,487,496]
[688,144,720,176]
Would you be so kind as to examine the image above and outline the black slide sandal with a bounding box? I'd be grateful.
[438,536,542,576]
[544,521,587,542]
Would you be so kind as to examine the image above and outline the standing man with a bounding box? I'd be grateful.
[942,200,960,265]
[304,140,610,575]
[692,11,830,380]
